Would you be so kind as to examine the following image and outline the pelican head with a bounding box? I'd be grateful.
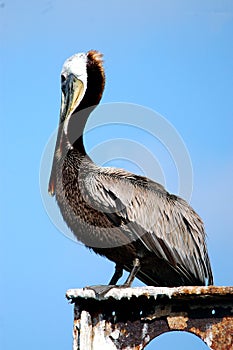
[59,50,105,135]
[60,53,88,134]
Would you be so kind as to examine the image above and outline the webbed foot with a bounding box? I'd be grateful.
[84,284,118,298]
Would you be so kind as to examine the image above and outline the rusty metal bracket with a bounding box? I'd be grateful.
[66,286,233,350]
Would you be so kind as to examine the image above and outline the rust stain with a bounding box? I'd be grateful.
[173,286,233,297]
[211,317,233,349]
[73,319,79,335]
[167,316,189,330]
[120,328,129,336]
[190,317,233,350]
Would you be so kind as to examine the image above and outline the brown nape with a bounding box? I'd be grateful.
[77,50,105,111]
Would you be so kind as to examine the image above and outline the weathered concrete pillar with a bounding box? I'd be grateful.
[66,286,233,350]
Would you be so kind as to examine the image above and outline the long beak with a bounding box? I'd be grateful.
[61,74,85,133]
[48,124,63,196]
[48,74,85,196]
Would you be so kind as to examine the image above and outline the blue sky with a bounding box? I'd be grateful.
[1,1,233,349]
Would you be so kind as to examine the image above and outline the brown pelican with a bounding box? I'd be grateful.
[48,50,213,287]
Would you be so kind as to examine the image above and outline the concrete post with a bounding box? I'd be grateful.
[66,286,233,350]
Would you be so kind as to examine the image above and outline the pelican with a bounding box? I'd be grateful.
[48,50,213,287]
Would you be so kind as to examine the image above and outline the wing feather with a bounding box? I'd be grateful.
[80,164,213,284]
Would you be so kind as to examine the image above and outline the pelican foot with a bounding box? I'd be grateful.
[84,284,125,298]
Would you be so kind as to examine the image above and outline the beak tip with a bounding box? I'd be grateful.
[48,180,55,197]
